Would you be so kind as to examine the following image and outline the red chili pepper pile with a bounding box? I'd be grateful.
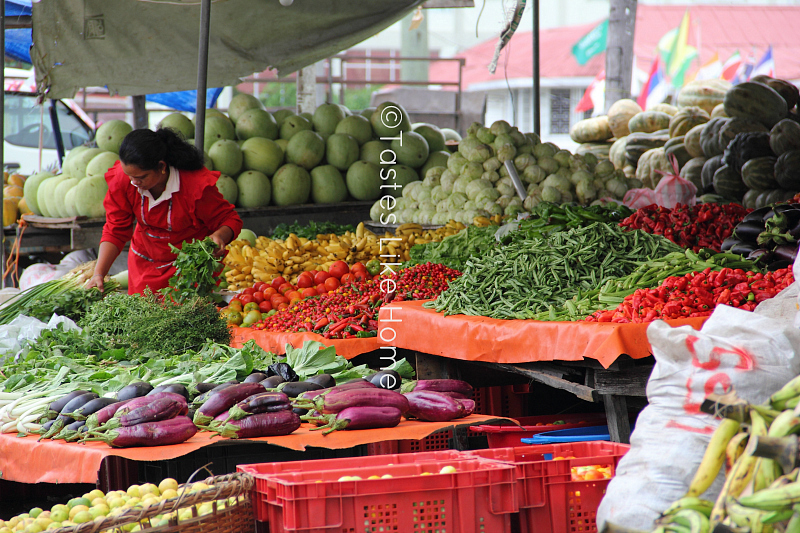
[586,266,793,323]
[251,263,461,339]
[619,203,751,252]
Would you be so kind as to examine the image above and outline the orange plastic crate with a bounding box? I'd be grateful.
[245,458,517,533]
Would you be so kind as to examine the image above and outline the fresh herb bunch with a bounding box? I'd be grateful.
[80,290,231,355]
[407,225,500,270]
[162,237,222,303]
[271,220,356,240]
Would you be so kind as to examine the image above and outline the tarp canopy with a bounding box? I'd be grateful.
[31,0,423,100]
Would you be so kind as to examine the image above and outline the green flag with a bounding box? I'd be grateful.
[572,19,608,66]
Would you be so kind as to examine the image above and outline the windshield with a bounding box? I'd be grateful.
[4,93,93,150]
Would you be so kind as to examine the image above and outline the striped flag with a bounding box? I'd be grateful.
[750,46,775,79]
[575,70,605,114]
[721,50,742,81]
[657,10,698,88]
[687,52,723,82]
[733,52,756,85]
[638,57,669,110]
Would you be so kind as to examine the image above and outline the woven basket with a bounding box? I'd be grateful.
[50,472,254,533]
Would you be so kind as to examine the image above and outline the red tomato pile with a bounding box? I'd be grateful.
[619,203,751,252]
[586,266,794,323]
[250,263,461,339]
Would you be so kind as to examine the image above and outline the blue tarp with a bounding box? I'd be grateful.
[4,0,221,111]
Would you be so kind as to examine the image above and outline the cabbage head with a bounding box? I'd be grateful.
[440,170,458,193]
[465,178,493,200]
[446,192,468,211]
[447,152,468,175]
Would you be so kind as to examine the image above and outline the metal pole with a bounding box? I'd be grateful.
[1,0,6,288]
[532,0,540,136]
[194,0,212,153]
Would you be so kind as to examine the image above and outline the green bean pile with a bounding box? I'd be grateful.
[425,222,683,319]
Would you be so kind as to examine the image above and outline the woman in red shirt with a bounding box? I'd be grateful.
[86,128,243,295]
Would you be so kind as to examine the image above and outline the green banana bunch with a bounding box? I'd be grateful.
[687,419,741,497]
[661,497,714,518]
[738,481,800,511]
[770,375,800,410]
[767,410,800,438]
[725,498,768,533]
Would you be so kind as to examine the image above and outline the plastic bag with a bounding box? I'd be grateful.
[622,187,657,209]
[624,154,697,209]
[597,305,800,531]
[0,314,81,361]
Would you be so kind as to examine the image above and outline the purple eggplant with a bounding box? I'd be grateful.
[774,244,799,263]
[53,420,86,441]
[297,379,377,401]
[244,372,269,383]
[220,392,291,423]
[313,388,409,415]
[367,370,401,390]
[404,391,463,422]
[115,382,154,401]
[305,374,336,389]
[85,399,131,431]
[46,390,90,419]
[69,397,119,421]
[40,392,99,439]
[320,406,402,434]
[279,381,324,398]
[405,379,473,397]
[436,391,470,400]
[84,416,198,448]
[147,384,189,401]
[193,383,266,426]
[213,409,301,439]
[455,398,475,418]
[93,396,188,432]
[261,375,285,388]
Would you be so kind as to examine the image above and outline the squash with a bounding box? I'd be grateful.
[2,198,17,227]
[684,124,705,158]
[718,118,769,156]
[723,81,788,129]
[710,103,727,119]
[677,79,731,115]
[625,131,670,166]
[570,116,613,143]
[712,164,748,201]
[751,75,800,111]
[609,136,628,169]
[755,189,778,209]
[636,147,673,189]
[722,131,773,173]
[668,106,710,138]
[699,117,730,157]
[701,155,725,194]
[742,188,762,209]
[607,99,643,139]
[649,103,678,116]
[664,136,692,171]
[679,157,707,191]
[774,150,800,190]
[576,141,613,159]
[628,111,672,134]
[740,156,779,190]
[769,119,800,155]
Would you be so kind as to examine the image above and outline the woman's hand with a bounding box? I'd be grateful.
[208,233,228,258]
[84,273,106,292]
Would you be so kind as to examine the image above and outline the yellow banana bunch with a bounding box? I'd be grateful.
[686,419,741,498]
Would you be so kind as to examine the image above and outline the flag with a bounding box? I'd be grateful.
[687,52,723,83]
[721,50,742,81]
[733,51,756,85]
[575,70,605,114]
[657,10,698,88]
[638,57,668,110]
[750,46,775,79]
[572,19,608,66]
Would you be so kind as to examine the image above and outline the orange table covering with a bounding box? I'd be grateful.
[229,328,378,358]
[377,300,707,369]
[0,414,509,485]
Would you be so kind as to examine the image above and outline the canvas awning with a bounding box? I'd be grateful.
[31,0,423,100]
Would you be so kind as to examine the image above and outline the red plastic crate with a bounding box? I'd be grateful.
[473,385,529,417]
[398,428,454,453]
[470,413,608,449]
[238,449,468,521]
[261,459,518,533]
[464,442,630,533]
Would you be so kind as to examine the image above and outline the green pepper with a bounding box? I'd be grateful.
[356,330,377,338]
[366,259,381,276]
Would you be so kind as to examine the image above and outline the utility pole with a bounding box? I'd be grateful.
[603,0,637,113]
[400,8,429,82]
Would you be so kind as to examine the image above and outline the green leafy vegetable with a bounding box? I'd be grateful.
[162,237,222,303]
[270,221,356,240]
[283,340,349,380]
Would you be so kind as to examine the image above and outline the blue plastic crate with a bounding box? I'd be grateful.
[521,425,610,445]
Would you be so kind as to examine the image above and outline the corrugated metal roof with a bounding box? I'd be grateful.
[431,4,800,89]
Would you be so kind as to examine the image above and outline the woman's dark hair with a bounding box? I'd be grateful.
[118,127,204,171]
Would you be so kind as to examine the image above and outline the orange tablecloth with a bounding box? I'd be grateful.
[229,328,378,358]
[0,414,509,485]
[377,300,707,369]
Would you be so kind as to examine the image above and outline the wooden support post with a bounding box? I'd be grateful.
[297,65,318,115]
[603,0,637,113]
[603,394,631,444]
[132,96,148,129]
[414,352,461,380]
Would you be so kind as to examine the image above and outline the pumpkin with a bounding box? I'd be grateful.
[712,164,748,201]
[649,103,678,116]
[679,157,707,191]
[742,188,762,209]
[710,103,727,119]
[636,147,673,189]
[701,155,725,194]
[607,99,643,139]
[755,190,777,209]
[664,136,692,171]
[668,106,710,138]
[740,156,779,190]
[677,79,731,115]
[769,119,800,155]
[684,124,705,158]
[699,117,730,157]
[751,75,800,110]
[2,198,17,227]
[609,136,628,169]
[570,116,613,143]
[723,81,788,129]
[718,118,769,156]
[774,150,800,190]
[628,111,672,134]
[576,141,613,159]
[722,132,774,173]
[625,131,670,166]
